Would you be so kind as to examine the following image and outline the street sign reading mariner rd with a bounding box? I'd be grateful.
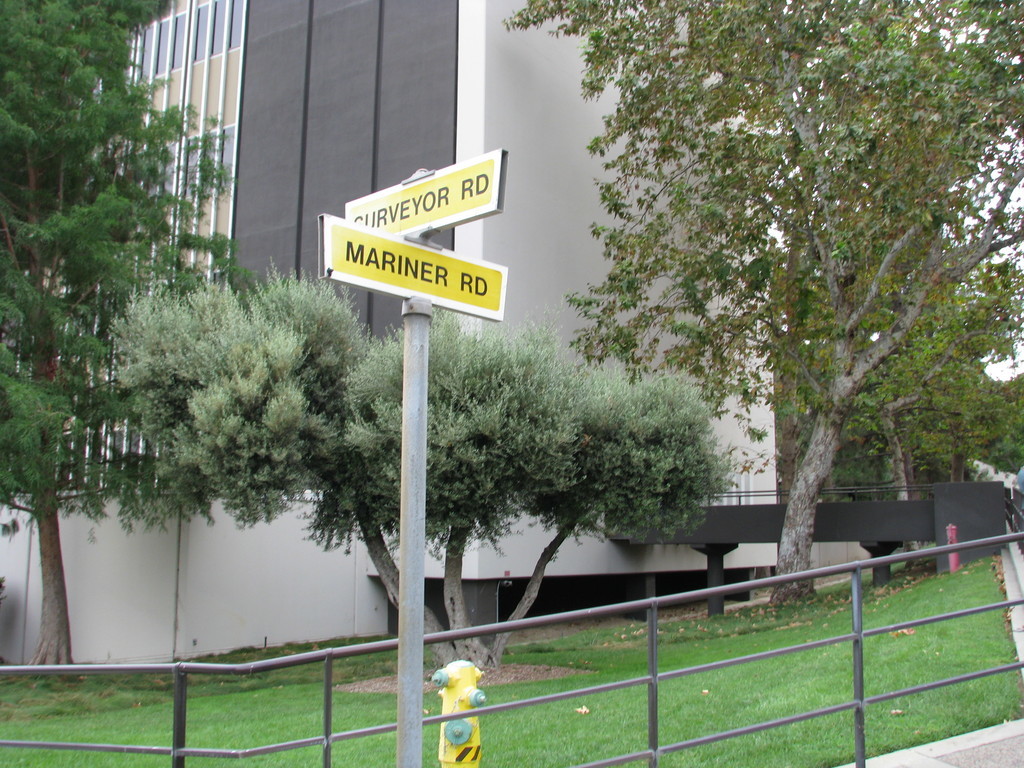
[318,214,508,321]
[344,149,508,236]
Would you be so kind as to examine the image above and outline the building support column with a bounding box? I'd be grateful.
[692,544,738,616]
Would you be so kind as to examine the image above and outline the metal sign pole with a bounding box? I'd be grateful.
[396,296,432,768]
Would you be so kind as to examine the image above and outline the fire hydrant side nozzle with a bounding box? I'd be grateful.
[433,660,486,768]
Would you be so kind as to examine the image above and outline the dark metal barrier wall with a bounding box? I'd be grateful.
[3,533,1023,768]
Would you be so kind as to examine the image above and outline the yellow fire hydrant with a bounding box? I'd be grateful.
[431,660,486,768]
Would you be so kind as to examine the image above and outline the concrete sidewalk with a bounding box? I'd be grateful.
[836,543,1024,768]
[833,719,1024,768]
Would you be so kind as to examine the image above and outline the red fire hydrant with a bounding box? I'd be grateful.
[946,523,960,572]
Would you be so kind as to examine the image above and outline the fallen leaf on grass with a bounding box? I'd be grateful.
[575,706,590,715]
[889,628,916,637]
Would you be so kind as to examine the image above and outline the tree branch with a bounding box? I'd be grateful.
[845,223,923,335]
[489,526,571,662]
[357,518,445,638]
[884,329,993,416]
[0,211,16,264]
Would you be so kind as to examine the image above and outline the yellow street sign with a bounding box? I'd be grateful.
[318,215,508,321]
[344,150,507,236]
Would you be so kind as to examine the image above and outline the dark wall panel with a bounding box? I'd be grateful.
[370,0,458,334]
[233,0,312,277]
[375,0,459,188]
[301,0,380,267]
[233,0,458,335]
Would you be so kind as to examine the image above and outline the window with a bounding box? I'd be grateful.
[155,19,169,75]
[211,0,226,55]
[193,4,209,62]
[171,14,186,70]
[183,138,202,198]
[140,24,154,78]
[229,0,244,50]
[220,126,236,175]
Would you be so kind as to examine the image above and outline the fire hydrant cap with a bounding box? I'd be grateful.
[445,719,473,745]
[431,669,450,688]
[468,688,487,707]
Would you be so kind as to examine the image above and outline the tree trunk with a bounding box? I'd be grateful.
[30,505,73,665]
[950,451,966,482]
[775,409,802,497]
[770,407,847,603]
[774,250,808,498]
[881,411,910,500]
[486,528,570,665]
[438,548,492,668]
[361,520,576,669]
[903,451,919,499]
[357,520,446,637]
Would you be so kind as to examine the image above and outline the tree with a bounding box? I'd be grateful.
[503,367,729,661]
[508,0,1024,600]
[120,280,728,667]
[117,278,366,527]
[312,313,728,666]
[0,0,227,663]
[981,376,1024,475]
[838,260,1024,494]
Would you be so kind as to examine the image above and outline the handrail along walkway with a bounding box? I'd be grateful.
[3,532,1023,768]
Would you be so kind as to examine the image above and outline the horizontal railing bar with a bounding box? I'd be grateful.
[865,661,1024,706]
[16,662,1021,762]
[179,637,403,674]
[0,739,171,755]
[178,735,324,759]
[329,721,398,742]
[327,674,657,744]
[568,748,656,768]
[864,598,1024,639]
[424,675,653,723]
[658,633,857,683]
[659,700,859,754]
[328,676,657,745]
[379,532,1024,653]
[0,663,176,677]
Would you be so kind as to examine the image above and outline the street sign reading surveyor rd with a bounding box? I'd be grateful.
[318,214,508,321]
[344,149,507,236]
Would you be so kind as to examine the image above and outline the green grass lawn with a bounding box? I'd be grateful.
[1,557,1021,768]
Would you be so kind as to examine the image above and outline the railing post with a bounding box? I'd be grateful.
[851,567,866,768]
[172,663,188,768]
[647,602,659,768]
[324,654,334,768]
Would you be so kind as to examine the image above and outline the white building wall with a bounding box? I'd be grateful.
[61,512,179,663]
[457,525,779,581]
[457,0,615,338]
[172,503,387,660]
[418,525,860,584]
[0,506,388,665]
[0,513,37,664]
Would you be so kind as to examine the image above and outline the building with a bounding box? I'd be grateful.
[1,0,860,665]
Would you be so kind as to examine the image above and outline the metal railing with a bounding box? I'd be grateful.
[1007,492,1024,557]
[709,484,936,505]
[3,531,1023,768]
